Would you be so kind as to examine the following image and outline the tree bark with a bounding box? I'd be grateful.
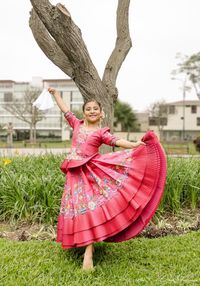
[29,0,132,135]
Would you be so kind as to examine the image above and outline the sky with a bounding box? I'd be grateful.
[0,0,199,111]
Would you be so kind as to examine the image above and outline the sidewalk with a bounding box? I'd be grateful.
[0,148,70,157]
[0,148,200,158]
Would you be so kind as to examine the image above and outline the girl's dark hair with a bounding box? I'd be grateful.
[82,99,102,112]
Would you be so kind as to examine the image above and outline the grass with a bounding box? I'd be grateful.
[159,157,200,212]
[0,140,198,155]
[163,142,198,155]
[0,140,71,149]
[0,154,65,224]
[1,231,199,286]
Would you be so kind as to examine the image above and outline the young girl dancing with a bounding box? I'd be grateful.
[48,88,166,271]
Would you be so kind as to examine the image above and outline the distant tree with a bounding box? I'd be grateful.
[148,100,168,140]
[114,100,139,133]
[172,52,200,100]
[71,109,83,120]
[0,124,4,142]
[193,136,200,152]
[3,87,45,143]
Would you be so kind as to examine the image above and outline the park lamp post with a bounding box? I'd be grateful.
[171,76,187,141]
[182,79,186,141]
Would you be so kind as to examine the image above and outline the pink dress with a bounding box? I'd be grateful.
[56,111,167,249]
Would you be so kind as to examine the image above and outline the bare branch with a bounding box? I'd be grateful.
[29,1,132,133]
[3,88,45,125]
[29,0,103,97]
[102,0,132,98]
[4,104,31,124]
[29,9,74,78]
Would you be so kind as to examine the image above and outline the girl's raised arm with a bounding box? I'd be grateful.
[48,87,69,113]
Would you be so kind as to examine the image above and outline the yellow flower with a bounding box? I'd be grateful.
[3,159,12,166]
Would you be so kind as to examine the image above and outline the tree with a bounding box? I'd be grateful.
[173,52,200,100]
[3,87,45,144]
[148,100,168,140]
[71,109,83,120]
[114,100,139,132]
[29,0,132,132]
[0,124,4,142]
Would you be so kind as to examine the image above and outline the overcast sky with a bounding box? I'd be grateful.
[0,0,199,111]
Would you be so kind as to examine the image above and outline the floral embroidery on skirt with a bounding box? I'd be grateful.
[59,150,133,219]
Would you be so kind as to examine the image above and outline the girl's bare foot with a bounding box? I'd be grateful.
[82,253,94,270]
[82,244,94,270]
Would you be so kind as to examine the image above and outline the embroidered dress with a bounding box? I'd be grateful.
[56,111,167,248]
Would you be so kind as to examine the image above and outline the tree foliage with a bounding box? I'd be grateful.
[148,100,167,117]
[147,100,168,140]
[114,100,139,132]
[173,52,200,100]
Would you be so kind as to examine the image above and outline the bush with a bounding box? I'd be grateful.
[159,157,200,212]
[0,155,199,223]
[0,154,65,224]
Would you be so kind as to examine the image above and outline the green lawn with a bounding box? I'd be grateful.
[0,140,199,155]
[1,232,199,286]
[163,142,198,155]
[0,140,71,148]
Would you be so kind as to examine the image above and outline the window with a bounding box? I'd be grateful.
[0,83,13,88]
[71,103,83,111]
[159,105,168,114]
[191,105,197,114]
[169,105,175,114]
[149,117,157,126]
[4,92,13,102]
[71,91,83,102]
[0,92,4,102]
[160,117,168,125]
[197,117,200,126]
[149,117,167,126]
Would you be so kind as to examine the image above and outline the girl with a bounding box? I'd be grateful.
[48,88,166,270]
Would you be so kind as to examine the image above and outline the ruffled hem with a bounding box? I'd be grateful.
[56,131,166,248]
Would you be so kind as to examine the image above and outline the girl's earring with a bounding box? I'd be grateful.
[99,110,105,128]
[99,118,102,128]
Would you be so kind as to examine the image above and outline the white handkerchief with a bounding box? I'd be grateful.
[33,89,54,110]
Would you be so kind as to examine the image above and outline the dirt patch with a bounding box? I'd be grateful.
[0,209,199,242]
[139,209,200,238]
[0,222,56,241]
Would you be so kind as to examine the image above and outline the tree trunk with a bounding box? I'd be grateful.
[33,124,37,144]
[29,0,132,149]
[30,124,33,144]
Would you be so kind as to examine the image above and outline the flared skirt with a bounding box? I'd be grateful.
[56,131,167,248]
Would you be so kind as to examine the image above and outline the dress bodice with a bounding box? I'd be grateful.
[64,111,118,162]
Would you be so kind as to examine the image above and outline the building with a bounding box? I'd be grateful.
[148,100,200,141]
[0,78,83,141]
[135,112,149,132]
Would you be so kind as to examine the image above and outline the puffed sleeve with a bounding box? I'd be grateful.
[101,127,119,147]
[64,111,80,129]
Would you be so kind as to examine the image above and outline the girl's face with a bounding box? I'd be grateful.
[83,101,102,124]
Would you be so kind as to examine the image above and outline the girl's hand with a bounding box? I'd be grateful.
[48,87,57,96]
[132,140,146,148]
[48,87,69,113]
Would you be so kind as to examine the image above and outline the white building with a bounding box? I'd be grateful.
[0,78,83,141]
[149,100,200,141]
